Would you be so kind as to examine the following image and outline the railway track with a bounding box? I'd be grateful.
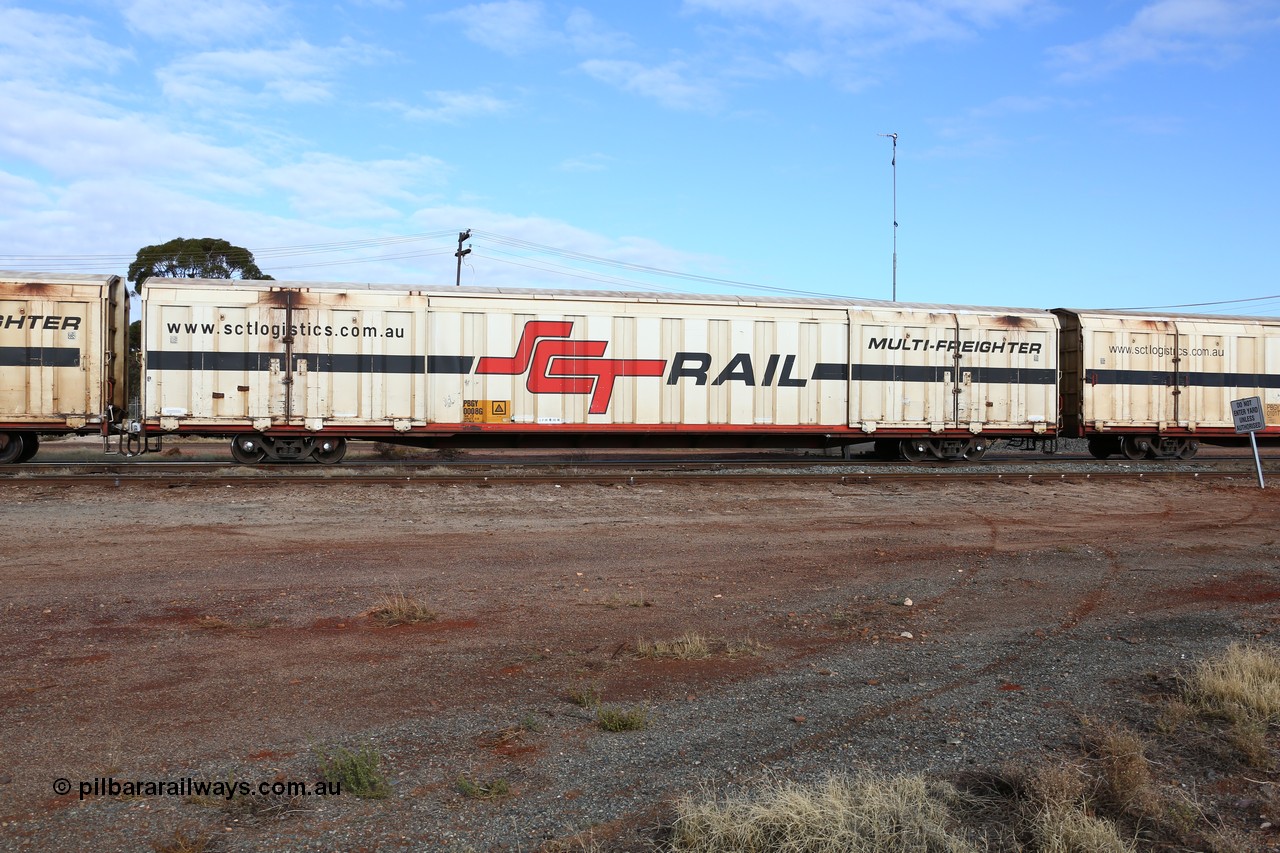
[2,452,1273,486]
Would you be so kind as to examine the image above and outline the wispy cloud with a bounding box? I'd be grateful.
[558,153,613,173]
[1049,0,1280,80]
[121,0,285,45]
[1105,113,1185,135]
[439,1,628,56]
[266,154,449,220]
[0,85,260,188]
[685,0,1051,47]
[564,7,631,54]
[0,7,132,81]
[156,39,383,105]
[439,0,555,55]
[662,0,1054,100]
[927,93,1082,156]
[0,169,51,211]
[380,90,513,123]
[579,59,720,111]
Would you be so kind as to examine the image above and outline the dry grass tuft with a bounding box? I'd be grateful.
[1084,721,1160,818]
[634,633,770,660]
[1028,805,1136,853]
[636,632,711,660]
[539,830,605,852]
[596,705,649,732]
[367,591,437,627]
[1184,642,1280,724]
[565,683,602,709]
[152,827,221,853]
[1014,762,1136,853]
[1226,720,1274,770]
[1026,763,1089,811]
[456,774,511,799]
[317,746,390,799]
[722,637,770,658]
[669,772,978,853]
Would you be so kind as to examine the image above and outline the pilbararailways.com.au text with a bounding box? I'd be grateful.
[54,776,343,801]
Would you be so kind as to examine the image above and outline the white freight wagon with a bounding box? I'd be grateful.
[137,277,1059,466]
[1055,308,1280,458]
[139,278,1060,463]
[0,271,128,463]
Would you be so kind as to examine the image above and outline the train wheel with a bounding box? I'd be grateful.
[961,440,988,462]
[900,439,931,463]
[16,434,39,462]
[312,437,347,465]
[0,432,25,465]
[230,434,267,464]
[1087,436,1117,460]
[1177,440,1200,460]
[1120,436,1151,460]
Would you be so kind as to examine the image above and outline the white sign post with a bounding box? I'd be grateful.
[1231,396,1266,489]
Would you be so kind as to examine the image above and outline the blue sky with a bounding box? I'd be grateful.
[1,0,1278,313]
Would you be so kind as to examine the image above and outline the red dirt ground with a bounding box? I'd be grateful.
[1,463,1279,850]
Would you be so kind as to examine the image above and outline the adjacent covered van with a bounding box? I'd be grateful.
[0,271,128,463]
[1054,308,1280,458]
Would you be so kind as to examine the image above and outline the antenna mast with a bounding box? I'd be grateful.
[877,133,898,301]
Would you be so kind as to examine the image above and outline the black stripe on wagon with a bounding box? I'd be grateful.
[0,346,81,367]
[810,363,850,381]
[426,355,475,374]
[1087,369,1280,389]
[147,351,425,374]
[851,364,1058,385]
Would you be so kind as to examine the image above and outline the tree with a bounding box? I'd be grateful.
[127,237,273,290]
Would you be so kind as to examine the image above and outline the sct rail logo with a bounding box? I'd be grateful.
[475,321,666,414]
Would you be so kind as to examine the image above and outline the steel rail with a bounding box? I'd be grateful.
[0,466,1264,487]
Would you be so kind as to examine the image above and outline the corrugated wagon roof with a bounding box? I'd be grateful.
[141,276,1056,316]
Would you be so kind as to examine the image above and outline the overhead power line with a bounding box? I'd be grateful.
[1119,294,1280,311]
[469,230,841,298]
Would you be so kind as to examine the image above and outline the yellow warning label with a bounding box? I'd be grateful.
[462,400,512,424]
[1266,403,1280,426]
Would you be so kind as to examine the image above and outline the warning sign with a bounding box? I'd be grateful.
[462,400,512,424]
[1232,396,1266,434]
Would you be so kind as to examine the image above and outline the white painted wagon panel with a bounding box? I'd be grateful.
[849,307,1057,434]
[143,282,430,430]
[1071,312,1279,432]
[0,272,124,429]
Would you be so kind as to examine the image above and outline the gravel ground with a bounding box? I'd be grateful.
[1,449,1278,851]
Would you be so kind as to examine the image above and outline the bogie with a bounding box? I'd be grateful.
[228,433,349,465]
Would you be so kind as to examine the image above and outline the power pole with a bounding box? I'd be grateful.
[877,133,898,301]
[455,229,471,287]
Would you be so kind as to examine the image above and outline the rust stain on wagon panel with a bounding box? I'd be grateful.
[995,315,1030,328]
[258,289,295,307]
[257,288,319,308]
[0,282,59,298]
